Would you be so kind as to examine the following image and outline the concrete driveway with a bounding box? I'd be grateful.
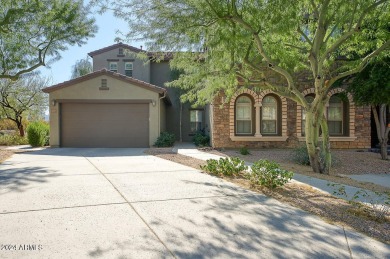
[0,148,389,259]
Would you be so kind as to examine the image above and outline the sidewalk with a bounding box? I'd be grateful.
[173,142,389,206]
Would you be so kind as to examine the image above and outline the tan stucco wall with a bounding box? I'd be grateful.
[48,75,160,147]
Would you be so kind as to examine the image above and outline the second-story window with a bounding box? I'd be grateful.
[125,62,133,77]
[109,62,118,72]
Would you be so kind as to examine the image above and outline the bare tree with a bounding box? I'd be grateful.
[71,57,93,79]
[0,75,49,136]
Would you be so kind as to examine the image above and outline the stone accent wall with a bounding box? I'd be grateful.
[211,89,371,149]
[330,106,371,149]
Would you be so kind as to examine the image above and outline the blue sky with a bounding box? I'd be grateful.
[39,11,137,84]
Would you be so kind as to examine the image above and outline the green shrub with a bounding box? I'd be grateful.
[291,145,310,165]
[200,157,247,176]
[193,132,210,147]
[291,145,341,167]
[239,147,250,155]
[0,134,29,145]
[248,159,294,189]
[26,121,50,147]
[154,132,175,147]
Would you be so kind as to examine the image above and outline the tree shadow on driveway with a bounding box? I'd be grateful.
[131,188,390,258]
[0,166,61,194]
[16,148,150,158]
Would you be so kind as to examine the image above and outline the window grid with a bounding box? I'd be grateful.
[190,110,203,132]
[236,96,252,135]
[261,96,277,134]
[109,62,118,72]
[125,62,133,77]
[328,96,344,135]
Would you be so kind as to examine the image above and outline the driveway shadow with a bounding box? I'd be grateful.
[0,166,61,194]
[135,193,390,258]
[16,148,149,158]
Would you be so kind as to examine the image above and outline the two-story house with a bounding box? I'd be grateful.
[43,43,210,147]
[43,43,371,149]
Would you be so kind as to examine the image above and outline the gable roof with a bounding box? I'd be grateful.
[88,42,173,61]
[88,42,144,57]
[42,69,167,95]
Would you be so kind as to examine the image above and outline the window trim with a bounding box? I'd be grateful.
[235,95,254,135]
[125,62,133,77]
[108,62,118,72]
[328,95,348,136]
[261,94,281,136]
[189,109,204,134]
[296,88,355,139]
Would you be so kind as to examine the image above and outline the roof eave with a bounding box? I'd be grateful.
[42,69,166,95]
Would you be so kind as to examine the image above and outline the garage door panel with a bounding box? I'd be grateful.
[61,103,149,148]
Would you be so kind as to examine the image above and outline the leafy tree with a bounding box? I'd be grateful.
[0,75,49,136]
[71,57,93,79]
[0,0,97,80]
[100,0,390,174]
[348,59,390,159]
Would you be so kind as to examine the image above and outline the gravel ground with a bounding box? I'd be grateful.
[0,147,14,163]
[207,149,390,174]
[206,149,390,193]
[146,148,390,244]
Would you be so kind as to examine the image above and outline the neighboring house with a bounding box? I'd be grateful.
[43,43,371,149]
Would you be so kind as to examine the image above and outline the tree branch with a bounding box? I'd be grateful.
[312,0,330,55]
[309,0,319,18]
[321,0,388,64]
[297,26,313,46]
[285,43,308,52]
[327,39,390,88]
[348,2,358,31]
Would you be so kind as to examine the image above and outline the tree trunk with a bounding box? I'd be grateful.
[16,121,24,137]
[305,111,322,174]
[320,113,332,174]
[380,142,388,160]
[372,105,389,160]
[179,102,183,142]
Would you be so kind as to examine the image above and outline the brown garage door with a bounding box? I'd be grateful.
[61,103,149,147]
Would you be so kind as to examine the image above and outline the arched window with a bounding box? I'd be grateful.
[328,95,347,136]
[261,95,279,135]
[235,96,252,134]
[302,95,315,136]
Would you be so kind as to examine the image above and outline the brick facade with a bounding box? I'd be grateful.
[211,88,371,149]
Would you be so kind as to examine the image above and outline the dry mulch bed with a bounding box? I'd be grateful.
[207,149,390,194]
[0,147,15,163]
[146,148,390,245]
